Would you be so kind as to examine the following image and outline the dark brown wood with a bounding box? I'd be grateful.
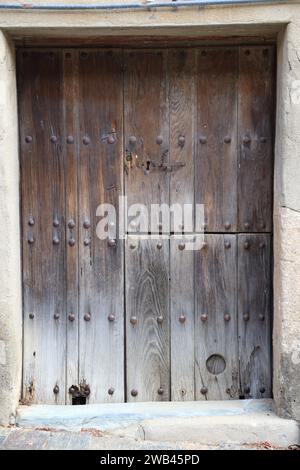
[125,237,170,402]
[196,47,238,232]
[237,46,274,232]
[19,49,66,404]
[238,234,272,398]
[124,50,169,233]
[195,235,239,400]
[77,50,124,403]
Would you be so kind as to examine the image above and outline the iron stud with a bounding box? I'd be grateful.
[244,240,250,250]
[224,222,231,230]
[130,316,137,325]
[68,238,75,247]
[84,313,91,322]
[178,135,185,147]
[258,314,265,321]
[260,387,265,394]
[260,222,266,230]
[157,242,163,250]
[25,135,32,143]
[108,387,115,395]
[202,241,208,249]
[53,385,59,394]
[259,242,265,249]
[224,135,231,144]
[50,135,58,143]
[68,219,75,229]
[157,387,164,395]
[29,313,34,319]
[157,316,164,324]
[156,135,163,145]
[108,238,116,248]
[178,242,185,251]
[225,241,231,249]
[243,135,251,144]
[107,135,115,144]
[129,135,137,145]
[199,136,207,144]
[244,222,250,230]
[201,314,208,322]
[53,219,60,228]
[54,313,60,320]
[130,243,136,250]
[224,314,231,322]
[83,136,90,145]
[67,135,74,144]
[53,236,60,245]
[28,217,35,226]
[83,220,90,229]
[84,238,91,246]
[28,236,35,245]
[131,389,138,397]
[260,136,267,143]
[179,314,186,324]
[108,314,115,322]
[200,387,208,395]
[243,313,250,321]
[68,313,75,322]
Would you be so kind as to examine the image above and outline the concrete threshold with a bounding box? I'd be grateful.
[16,399,299,447]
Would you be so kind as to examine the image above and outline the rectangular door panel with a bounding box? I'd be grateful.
[195,235,239,400]
[19,50,66,404]
[126,237,170,401]
[238,46,274,232]
[124,50,169,233]
[77,50,124,403]
[238,234,272,398]
[196,48,238,232]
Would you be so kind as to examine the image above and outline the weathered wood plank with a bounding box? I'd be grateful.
[19,49,66,404]
[169,49,196,232]
[126,236,170,401]
[195,235,238,400]
[124,50,169,233]
[170,236,195,401]
[238,46,274,232]
[78,50,124,403]
[238,234,272,398]
[196,47,238,232]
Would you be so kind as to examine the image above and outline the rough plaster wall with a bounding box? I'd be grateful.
[0,31,22,426]
[273,21,300,421]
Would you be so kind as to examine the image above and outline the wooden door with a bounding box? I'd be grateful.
[19,46,274,404]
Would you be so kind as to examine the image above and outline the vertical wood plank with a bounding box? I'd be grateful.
[19,49,66,404]
[126,236,170,401]
[196,47,238,232]
[169,49,196,232]
[78,50,124,403]
[195,235,238,400]
[238,46,275,232]
[170,236,194,401]
[238,234,272,398]
[63,49,79,403]
[124,50,169,232]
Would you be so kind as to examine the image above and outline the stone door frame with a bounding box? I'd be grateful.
[0,3,299,425]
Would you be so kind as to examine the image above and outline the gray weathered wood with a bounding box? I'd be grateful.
[170,236,195,401]
[126,236,170,401]
[78,50,124,403]
[19,49,66,404]
[238,46,274,232]
[196,48,238,232]
[238,234,271,398]
[195,235,239,400]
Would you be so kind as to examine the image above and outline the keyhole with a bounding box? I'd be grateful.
[146,160,151,171]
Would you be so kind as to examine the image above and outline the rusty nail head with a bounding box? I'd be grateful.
[179,314,186,324]
[129,135,137,145]
[108,387,115,395]
[50,135,58,143]
[157,387,164,395]
[224,135,231,143]
[157,242,163,250]
[53,385,59,394]
[69,238,75,247]
[108,314,115,322]
[83,136,90,145]
[243,313,250,321]
[131,389,138,397]
[225,241,231,249]
[108,238,116,247]
[130,316,137,325]
[68,219,75,229]
[201,314,208,322]
[179,242,185,251]
[156,135,163,145]
[199,136,207,144]
[84,238,91,246]
[157,316,164,324]
[54,313,60,320]
[25,135,32,143]
[68,313,75,322]
[201,387,208,395]
[28,217,35,226]
[29,313,34,319]
[224,314,231,321]
[84,313,91,322]
[67,135,74,144]
[28,236,35,244]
